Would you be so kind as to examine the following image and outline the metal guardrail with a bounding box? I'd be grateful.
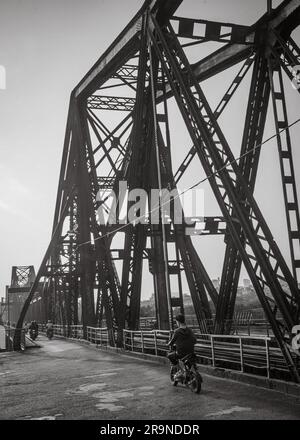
[38,324,84,338]
[123,329,170,356]
[38,324,115,346]
[66,325,84,339]
[123,329,279,379]
[32,323,297,380]
[86,326,115,346]
[196,334,273,378]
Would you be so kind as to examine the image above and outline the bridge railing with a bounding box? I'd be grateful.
[38,323,115,346]
[68,325,84,339]
[196,334,274,378]
[123,329,171,357]
[86,326,115,346]
[122,329,278,379]
[34,323,296,380]
[39,324,84,339]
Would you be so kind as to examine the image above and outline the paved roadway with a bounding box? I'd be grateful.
[0,336,300,420]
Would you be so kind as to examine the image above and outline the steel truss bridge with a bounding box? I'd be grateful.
[13,0,300,382]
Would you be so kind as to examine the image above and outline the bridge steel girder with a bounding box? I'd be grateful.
[116,14,156,332]
[268,60,300,287]
[150,72,217,331]
[148,13,300,381]
[215,53,271,333]
[13,1,300,383]
[74,0,183,99]
[156,0,300,102]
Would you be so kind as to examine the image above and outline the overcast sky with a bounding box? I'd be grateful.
[0,0,299,300]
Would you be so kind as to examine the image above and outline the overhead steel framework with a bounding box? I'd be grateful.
[5,266,38,325]
[14,0,300,381]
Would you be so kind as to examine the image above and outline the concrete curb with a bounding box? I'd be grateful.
[48,335,300,399]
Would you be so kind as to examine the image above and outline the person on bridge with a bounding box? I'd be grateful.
[46,320,53,331]
[46,320,54,339]
[28,320,39,340]
[29,320,38,332]
[167,313,197,368]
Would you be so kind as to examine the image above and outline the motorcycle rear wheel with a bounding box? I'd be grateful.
[188,368,202,394]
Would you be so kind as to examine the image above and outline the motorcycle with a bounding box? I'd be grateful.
[170,352,202,394]
[46,328,53,340]
[29,328,38,341]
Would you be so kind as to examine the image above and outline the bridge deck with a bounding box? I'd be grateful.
[0,336,299,420]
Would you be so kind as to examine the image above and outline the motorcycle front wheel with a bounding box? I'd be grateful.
[170,366,179,386]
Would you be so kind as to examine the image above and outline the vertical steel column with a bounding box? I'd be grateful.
[216,53,271,332]
[119,11,151,330]
[149,52,174,330]
[73,101,96,333]
[269,61,300,299]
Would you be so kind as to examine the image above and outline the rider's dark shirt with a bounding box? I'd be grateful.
[169,327,197,357]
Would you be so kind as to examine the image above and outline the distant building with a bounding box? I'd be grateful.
[237,286,244,297]
[212,278,220,291]
[140,293,155,309]
[183,293,193,306]
[243,279,252,288]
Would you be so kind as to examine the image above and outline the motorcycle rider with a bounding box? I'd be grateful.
[29,320,38,331]
[167,313,197,370]
[46,320,53,338]
[46,320,53,330]
[29,320,38,339]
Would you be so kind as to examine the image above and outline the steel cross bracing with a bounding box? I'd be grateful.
[87,95,136,112]
[270,31,300,86]
[11,266,36,288]
[174,54,255,185]
[160,74,219,317]
[148,65,217,332]
[14,0,300,381]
